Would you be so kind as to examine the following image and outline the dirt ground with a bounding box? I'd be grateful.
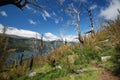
[98,71,120,80]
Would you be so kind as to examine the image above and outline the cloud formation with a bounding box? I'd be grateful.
[25,5,36,13]
[90,4,97,10]
[44,32,78,42]
[0,11,7,17]
[28,19,37,25]
[44,32,60,41]
[42,10,51,21]
[62,35,78,42]
[0,24,78,42]
[54,17,63,24]
[58,0,65,4]
[26,5,32,10]
[100,0,120,20]
[0,24,41,39]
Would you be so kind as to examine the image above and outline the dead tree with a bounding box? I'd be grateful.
[15,54,21,68]
[117,9,120,20]
[29,55,33,71]
[56,1,84,45]
[64,39,67,45]
[40,34,43,55]
[85,9,95,34]
[20,53,24,66]
[70,5,84,45]
[40,34,43,48]
[118,9,120,14]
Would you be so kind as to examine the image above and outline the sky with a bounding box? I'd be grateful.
[0,0,120,42]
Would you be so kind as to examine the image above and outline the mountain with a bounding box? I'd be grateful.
[2,34,66,53]
[1,34,77,64]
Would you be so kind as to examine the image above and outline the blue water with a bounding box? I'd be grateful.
[8,48,54,64]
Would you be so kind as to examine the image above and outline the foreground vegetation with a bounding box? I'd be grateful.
[0,16,120,80]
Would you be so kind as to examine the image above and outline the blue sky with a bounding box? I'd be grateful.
[0,0,120,41]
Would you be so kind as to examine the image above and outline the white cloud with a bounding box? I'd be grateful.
[62,35,79,42]
[25,5,37,13]
[100,0,120,20]
[44,32,78,42]
[58,0,65,4]
[28,19,37,25]
[26,5,32,10]
[90,4,97,10]
[0,24,41,39]
[52,11,57,16]
[0,11,7,17]
[43,10,51,17]
[54,17,63,24]
[42,14,47,21]
[44,32,60,41]
[42,10,51,21]
[0,24,79,42]
[0,24,4,32]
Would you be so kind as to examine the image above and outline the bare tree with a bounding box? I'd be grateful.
[0,0,44,10]
[29,55,33,71]
[56,0,84,45]
[40,34,43,55]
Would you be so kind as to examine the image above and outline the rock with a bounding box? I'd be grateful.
[75,69,87,74]
[55,65,62,69]
[75,68,99,74]
[101,56,111,61]
[28,71,36,77]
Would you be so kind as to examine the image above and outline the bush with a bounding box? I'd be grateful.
[71,45,101,71]
[111,45,120,74]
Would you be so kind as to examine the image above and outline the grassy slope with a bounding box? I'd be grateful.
[1,15,120,80]
[4,28,120,80]
[11,44,109,80]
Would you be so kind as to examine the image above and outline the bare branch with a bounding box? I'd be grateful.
[0,0,29,10]
[13,0,29,9]
[0,0,45,10]
[118,9,120,14]
[85,9,95,34]
[56,0,66,11]
[0,0,13,6]
[28,1,45,10]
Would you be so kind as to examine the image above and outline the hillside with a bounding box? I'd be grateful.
[0,16,120,80]
[0,0,120,80]
[0,34,66,52]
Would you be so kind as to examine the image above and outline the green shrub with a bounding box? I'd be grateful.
[31,69,68,80]
[111,45,120,74]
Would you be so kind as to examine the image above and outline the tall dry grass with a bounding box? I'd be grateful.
[103,15,120,75]
[34,44,75,65]
[104,19,120,46]
[83,30,107,52]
